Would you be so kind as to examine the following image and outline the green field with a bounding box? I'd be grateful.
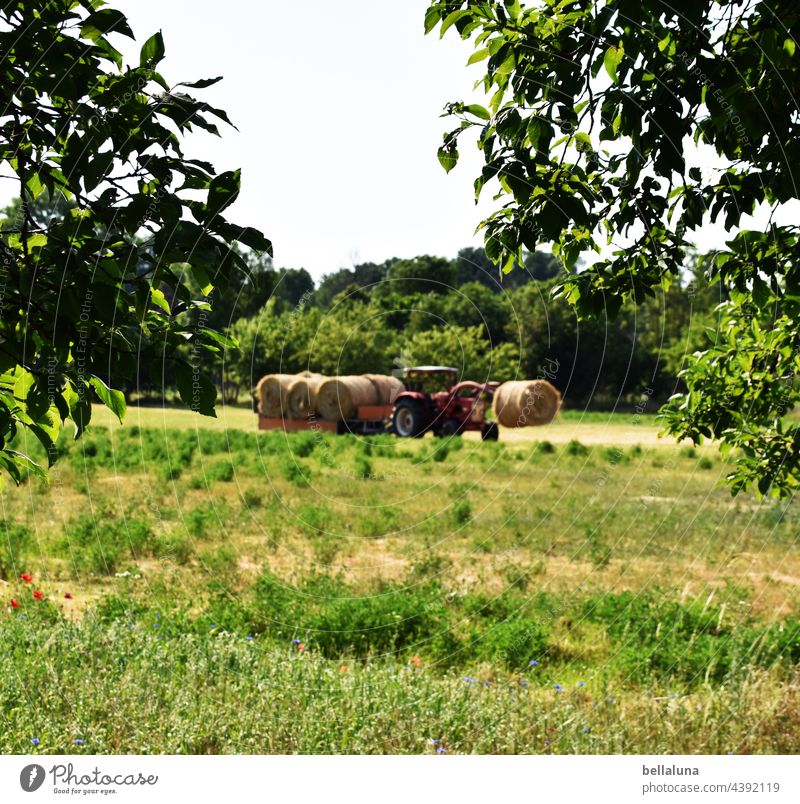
[1,406,798,754]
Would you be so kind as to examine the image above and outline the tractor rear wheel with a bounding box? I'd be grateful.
[392,400,427,438]
[481,422,499,441]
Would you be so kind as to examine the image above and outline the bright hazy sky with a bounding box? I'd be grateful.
[120,0,491,280]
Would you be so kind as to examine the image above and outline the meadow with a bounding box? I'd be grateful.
[1,406,798,754]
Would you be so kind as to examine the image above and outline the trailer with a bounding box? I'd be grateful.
[258,404,393,436]
[256,367,500,439]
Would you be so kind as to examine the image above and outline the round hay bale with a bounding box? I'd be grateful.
[255,374,296,418]
[493,380,561,427]
[364,374,405,405]
[286,374,326,419]
[316,375,404,421]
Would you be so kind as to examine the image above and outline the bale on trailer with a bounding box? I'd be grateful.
[286,373,326,419]
[493,380,561,427]
[316,374,405,421]
[256,374,296,418]
[364,374,404,405]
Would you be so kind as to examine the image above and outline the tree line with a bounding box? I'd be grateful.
[0,192,722,410]
[219,247,722,409]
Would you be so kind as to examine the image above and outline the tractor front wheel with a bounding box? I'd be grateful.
[481,422,499,441]
[436,418,464,437]
[392,400,427,438]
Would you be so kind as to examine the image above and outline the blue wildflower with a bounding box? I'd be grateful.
[246,636,254,642]
[581,727,589,733]
[577,681,585,687]
[529,660,539,666]
[31,738,39,746]
[436,747,447,754]
[292,638,301,645]
[74,738,84,745]
[544,740,550,747]
[554,683,563,692]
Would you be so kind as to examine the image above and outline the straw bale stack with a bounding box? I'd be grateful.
[316,374,404,421]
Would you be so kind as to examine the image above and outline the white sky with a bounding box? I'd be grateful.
[120,0,492,280]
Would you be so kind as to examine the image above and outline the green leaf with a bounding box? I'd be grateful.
[467,48,490,66]
[175,361,217,417]
[198,328,238,350]
[465,104,491,121]
[63,383,91,439]
[604,45,624,83]
[178,76,224,89]
[784,38,796,58]
[89,376,126,424]
[25,172,44,200]
[81,9,134,41]
[424,7,441,35]
[150,287,172,314]
[438,146,459,173]
[206,169,241,219]
[13,368,35,405]
[140,31,166,67]
[0,451,46,485]
[440,9,470,38]
[191,263,214,296]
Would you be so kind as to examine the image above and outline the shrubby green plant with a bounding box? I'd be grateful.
[426,0,800,496]
[0,1,270,484]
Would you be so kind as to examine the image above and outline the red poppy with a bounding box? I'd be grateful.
[64,593,73,600]
[411,655,421,666]
[32,590,44,601]
[20,573,32,583]
[9,599,19,609]
[297,642,305,652]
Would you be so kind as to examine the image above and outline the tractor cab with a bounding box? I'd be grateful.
[401,366,459,394]
[391,366,499,441]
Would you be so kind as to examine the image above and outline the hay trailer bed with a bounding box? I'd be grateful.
[258,405,393,436]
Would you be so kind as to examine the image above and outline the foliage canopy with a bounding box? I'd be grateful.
[0,0,269,482]
[425,0,800,496]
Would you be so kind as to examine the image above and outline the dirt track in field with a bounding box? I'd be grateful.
[92,403,692,448]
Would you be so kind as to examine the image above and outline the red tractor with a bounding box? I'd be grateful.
[390,366,500,440]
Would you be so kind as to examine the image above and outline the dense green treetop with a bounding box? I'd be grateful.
[0,0,269,482]
[425,0,799,496]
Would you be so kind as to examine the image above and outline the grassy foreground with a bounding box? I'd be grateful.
[2,618,799,754]
[1,407,798,754]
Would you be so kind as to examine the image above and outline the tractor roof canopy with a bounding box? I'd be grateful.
[403,366,458,375]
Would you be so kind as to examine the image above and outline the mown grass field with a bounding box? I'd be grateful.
[1,405,798,754]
